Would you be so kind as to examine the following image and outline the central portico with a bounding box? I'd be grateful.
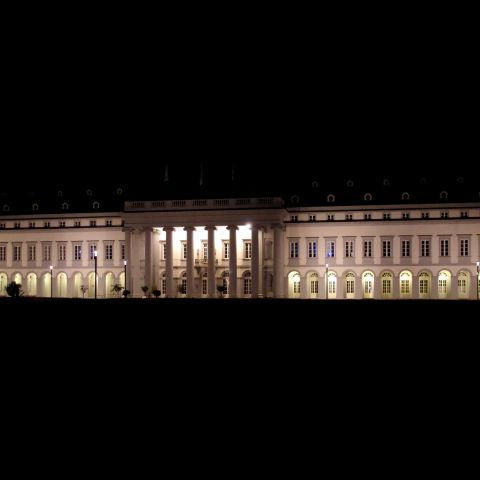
[123,197,286,298]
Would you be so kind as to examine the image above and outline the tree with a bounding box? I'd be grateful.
[141,285,149,297]
[6,281,22,297]
[80,285,88,298]
[111,283,123,297]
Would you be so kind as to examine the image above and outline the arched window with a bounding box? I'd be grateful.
[381,272,393,297]
[440,191,448,200]
[57,190,63,197]
[400,271,412,298]
[327,271,336,298]
[180,272,187,295]
[345,273,355,296]
[419,272,431,297]
[327,194,335,203]
[86,189,93,197]
[364,193,372,202]
[309,272,319,295]
[457,271,469,298]
[93,201,100,209]
[221,271,229,295]
[383,179,390,187]
[62,202,69,210]
[438,270,451,297]
[401,192,410,201]
[362,271,374,298]
[32,203,39,211]
[311,181,319,189]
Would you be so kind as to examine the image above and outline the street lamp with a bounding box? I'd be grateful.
[476,261,479,301]
[94,250,98,300]
[325,263,329,300]
[50,265,53,298]
[124,260,127,291]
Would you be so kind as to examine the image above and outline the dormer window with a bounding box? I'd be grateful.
[327,194,335,203]
[92,201,100,209]
[311,181,319,189]
[62,202,69,210]
[57,190,63,197]
[440,191,448,199]
[347,180,354,187]
[441,211,449,219]
[383,179,390,186]
[364,193,372,201]
[86,189,93,196]
[401,192,410,201]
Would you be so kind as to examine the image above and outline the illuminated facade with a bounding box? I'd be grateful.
[1,194,479,299]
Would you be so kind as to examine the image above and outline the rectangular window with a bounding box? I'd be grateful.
[244,242,252,259]
[243,277,252,295]
[59,221,66,228]
[460,239,469,256]
[28,245,36,261]
[326,241,335,258]
[364,214,371,220]
[13,245,21,262]
[44,221,50,228]
[307,241,317,258]
[58,245,66,261]
[89,245,97,260]
[0,246,6,261]
[14,222,21,229]
[383,213,391,220]
[382,279,391,294]
[105,244,113,261]
[402,213,410,219]
[121,243,125,260]
[293,280,300,294]
[29,222,36,228]
[74,245,82,261]
[289,241,299,259]
[421,240,430,257]
[90,220,96,227]
[400,280,410,294]
[74,221,81,227]
[43,245,51,262]
[291,215,298,222]
[310,280,319,294]
[223,242,229,260]
[401,240,410,257]
[346,279,354,294]
[345,241,354,258]
[202,277,208,295]
[440,240,449,257]
[327,214,335,221]
[106,220,113,227]
[328,279,336,294]
[421,212,430,219]
[345,214,353,221]
[458,278,467,294]
[438,279,447,294]
[363,241,372,258]
[309,215,316,222]
[382,241,391,257]
[162,243,167,261]
[182,242,187,260]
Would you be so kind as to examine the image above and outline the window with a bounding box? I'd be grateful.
[14,222,20,229]
[29,222,36,228]
[44,221,50,228]
[181,273,188,295]
[438,279,447,294]
[43,244,51,262]
[223,242,230,260]
[363,274,373,294]
[289,241,299,259]
[74,245,82,261]
[440,239,449,257]
[460,239,469,257]
[440,211,449,219]
[402,213,410,219]
[93,201,100,209]
[327,214,335,221]
[13,245,21,262]
[307,241,317,258]
[121,243,125,260]
[202,241,208,261]
[291,215,298,222]
[244,242,252,259]
[59,221,66,228]
[89,245,97,260]
[28,245,36,261]
[222,272,229,295]
[458,273,468,295]
[293,278,300,294]
[345,241,354,258]
[202,273,208,295]
[326,241,335,258]
[0,223,5,229]
[90,220,96,227]
[345,214,353,221]
[382,240,391,257]
[243,272,252,295]
[383,213,391,220]
[346,274,355,294]
[105,244,113,261]
[401,240,410,257]
[0,245,6,261]
[364,241,372,258]
[309,215,316,222]
[421,240,430,257]
[106,220,113,227]
[327,194,335,203]
[382,274,392,295]
[328,275,336,294]
[421,212,430,219]
[364,213,371,220]
[162,274,167,295]
[364,193,372,201]
[58,244,66,261]
[62,203,69,210]
[419,273,430,295]
[310,274,319,294]
[400,279,410,294]
[181,242,187,260]
[74,221,81,227]
[460,211,468,218]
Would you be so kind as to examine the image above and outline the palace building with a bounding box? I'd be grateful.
[1,173,479,300]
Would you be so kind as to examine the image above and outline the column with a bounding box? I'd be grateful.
[355,276,362,299]
[251,225,260,298]
[227,225,238,298]
[144,227,153,289]
[164,227,175,298]
[373,274,381,299]
[206,226,216,298]
[152,229,160,290]
[185,226,195,298]
[124,229,133,294]
[273,224,285,298]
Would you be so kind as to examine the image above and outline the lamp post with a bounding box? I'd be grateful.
[50,265,53,298]
[325,263,329,300]
[476,261,479,301]
[124,260,127,291]
[94,250,98,300]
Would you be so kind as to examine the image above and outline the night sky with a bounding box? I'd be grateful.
[1,17,477,195]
